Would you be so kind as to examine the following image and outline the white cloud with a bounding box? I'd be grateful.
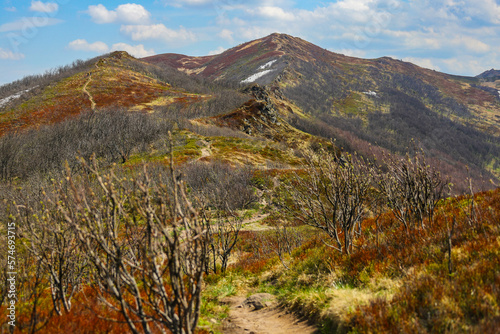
[451,36,490,54]
[407,0,500,27]
[0,48,24,60]
[336,0,373,12]
[335,47,367,58]
[87,4,151,24]
[238,26,279,41]
[382,27,492,56]
[162,0,214,7]
[5,6,17,12]
[462,0,500,24]
[324,0,384,24]
[67,39,155,57]
[250,6,295,21]
[208,46,226,55]
[0,17,63,32]
[120,24,196,43]
[29,1,58,13]
[87,4,117,24]
[405,35,441,50]
[402,57,441,71]
[67,39,109,53]
[218,29,234,41]
[115,4,151,24]
[216,15,246,27]
[441,57,484,75]
[110,43,155,57]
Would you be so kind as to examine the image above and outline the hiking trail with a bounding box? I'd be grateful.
[221,294,318,334]
[82,65,97,111]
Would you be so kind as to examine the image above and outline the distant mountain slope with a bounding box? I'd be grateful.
[143,35,291,85]
[0,51,215,136]
[145,33,499,134]
[144,33,500,184]
[477,69,500,81]
[0,33,498,189]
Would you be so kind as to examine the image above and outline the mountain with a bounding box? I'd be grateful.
[2,34,499,334]
[0,51,221,136]
[0,33,498,189]
[144,33,500,187]
[477,68,500,81]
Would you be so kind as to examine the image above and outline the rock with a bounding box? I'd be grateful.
[240,293,275,310]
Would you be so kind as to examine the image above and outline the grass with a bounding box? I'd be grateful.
[0,52,211,136]
[211,188,500,333]
[333,92,364,116]
[208,135,300,167]
[3,161,499,333]
[198,273,247,333]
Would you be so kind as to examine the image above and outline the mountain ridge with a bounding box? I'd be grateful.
[0,33,498,189]
[477,68,500,80]
[142,33,500,185]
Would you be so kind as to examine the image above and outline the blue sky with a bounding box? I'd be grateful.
[1,0,499,85]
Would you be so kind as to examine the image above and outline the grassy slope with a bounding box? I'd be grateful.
[145,34,500,183]
[201,188,500,334]
[0,36,499,334]
[0,52,209,137]
[3,180,497,333]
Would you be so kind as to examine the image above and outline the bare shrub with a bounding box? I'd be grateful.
[182,161,258,211]
[0,109,172,180]
[0,132,21,180]
[41,154,207,334]
[267,220,304,269]
[204,210,243,274]
[377,151,448,230]
[12,186,88,316]
[279,149,373,254]
[2,208,50,332]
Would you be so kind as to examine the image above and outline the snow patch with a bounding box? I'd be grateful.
[497,90,500,98]
[259,60,277,70]
[241,70,274,84]
[363,91,378,97]
[0,87,36,108]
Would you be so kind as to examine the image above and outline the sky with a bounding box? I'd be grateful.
[1,0,499,85]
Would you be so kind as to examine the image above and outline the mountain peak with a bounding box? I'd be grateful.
[107,50,134,59]
[261,32,297,42]
[477,68,500,80]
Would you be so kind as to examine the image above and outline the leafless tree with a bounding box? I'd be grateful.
[182,161,257,211]
[279,149,372,254]
[204,210,243,274]
[47,153,207,334]
[2,209,51,333]
[377,151,448,230]
[270,220,304,269]
[13,188,88,316]
[0,132,20,181]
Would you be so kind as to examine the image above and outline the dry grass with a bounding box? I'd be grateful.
[0,53,210,136]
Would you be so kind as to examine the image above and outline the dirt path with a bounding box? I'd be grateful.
[196,140,212,160]
[200,146,211,159]
[82,69,97,111]
[241,213,271,231]
[221,294,318,334]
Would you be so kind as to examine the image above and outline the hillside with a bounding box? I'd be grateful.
[145,33,500,188]
[0,34,498,188]
[0,34,499,334]
[0,51,221,137]
[477,68,500,81]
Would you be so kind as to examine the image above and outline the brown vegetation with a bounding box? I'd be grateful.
[0,33,499,334]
